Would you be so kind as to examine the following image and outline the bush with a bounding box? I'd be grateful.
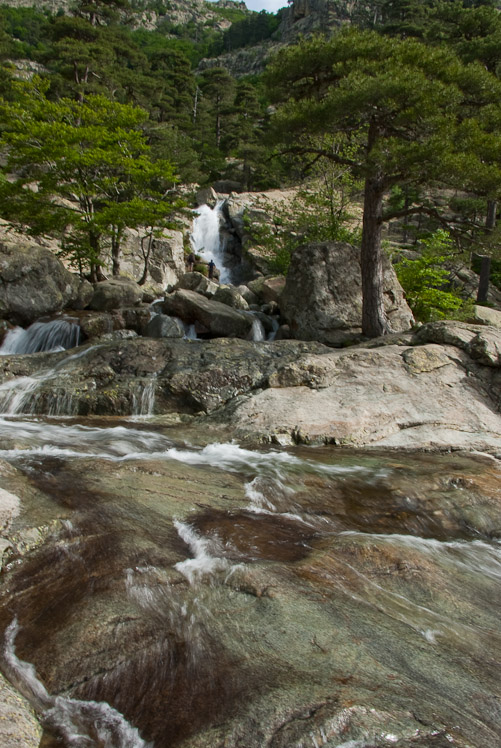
[395,230,473,322]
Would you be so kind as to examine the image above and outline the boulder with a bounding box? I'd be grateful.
[145,314,184,339]
[280,241,414,345]
[225,342,501,451]
[89,278,143,312]
[247,275,286,305]
[162,289,254,339]
[472,304,501,329]
[237,284,259,305]
[213,285,249,310]
[176,272,219,298]
[196,186,218,207]
[413,320,501,366]
[0,242,93,325]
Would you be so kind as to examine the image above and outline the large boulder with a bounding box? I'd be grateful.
[175,272,219,298]
[162,289,254,339]
[280,241,414,345]
[89,278,143,312]
[145,314,184,339]
[213,285,249,310]
[225,339,501,451]
[0,242,93,325]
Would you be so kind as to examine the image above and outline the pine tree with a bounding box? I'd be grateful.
[266,28,501,337]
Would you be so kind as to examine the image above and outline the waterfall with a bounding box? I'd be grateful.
[0,319,81,355]
[190,201,231,283]
[248,315,266,342]
[131,376,157,418]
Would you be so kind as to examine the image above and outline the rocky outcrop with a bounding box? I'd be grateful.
[280,241,414,345]
[213,285,249,310]
[176,272,219,298]
[162,289,254,339]
[117,228,186,291]
[0,242,93,326]
[88,278,143,312]
[0,322,499,451]
[145,314,184,339]
[225,333,501,451]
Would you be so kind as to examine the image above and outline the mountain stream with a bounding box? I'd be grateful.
[0,377,500,746]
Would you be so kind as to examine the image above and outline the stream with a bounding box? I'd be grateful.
[0,393,500,746]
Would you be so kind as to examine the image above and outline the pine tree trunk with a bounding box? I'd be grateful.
[360,174,390,338]
[476,255,491,304]
[112,236,120,277]
[476,199,496,303]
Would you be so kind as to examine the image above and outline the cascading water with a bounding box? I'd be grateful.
[0,319,81,355]
[190,201,232,283]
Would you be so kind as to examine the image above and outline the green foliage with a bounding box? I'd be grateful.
[0,80,178,278]
[0,6,51,58]
[205,3,247,24]
[211,10,279,55]
[395,230,472,321]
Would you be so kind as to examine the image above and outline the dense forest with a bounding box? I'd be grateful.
[1,0,501,332]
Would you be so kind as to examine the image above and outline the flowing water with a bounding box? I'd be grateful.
[0,348,500,747]
[190,202,231,283]
[0,319,81,355]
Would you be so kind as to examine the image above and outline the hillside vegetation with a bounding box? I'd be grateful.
[0,0,501,333]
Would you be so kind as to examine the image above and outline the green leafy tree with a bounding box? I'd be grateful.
[266,28,501,338]
[0,79,177,280]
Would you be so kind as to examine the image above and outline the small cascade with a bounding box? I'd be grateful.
[247,315,266,342]
[0,345,97,417]
[174,520,231,585]
[0,319,81,355]
[131,376,157,418]
[190,201,232,283]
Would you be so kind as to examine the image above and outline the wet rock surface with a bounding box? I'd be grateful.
[0,441,499,748]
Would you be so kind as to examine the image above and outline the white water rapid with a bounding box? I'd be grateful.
[190,201,231,283]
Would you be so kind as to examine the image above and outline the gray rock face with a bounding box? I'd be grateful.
[113,228,186,290]
[145,314,184,339]
[280,241,414,345]
[89,278,143,312]
[247,276,285,305]
[1,323,499,452]
[0,242,92,325]
[163,289,254,339]
[226,340,501,451]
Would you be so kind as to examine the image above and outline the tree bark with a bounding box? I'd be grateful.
[476,255,491,304]
[361,173,390,337]
[476,199,496,302]
[111,235,120,277]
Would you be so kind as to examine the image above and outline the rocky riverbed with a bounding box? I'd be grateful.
[0,319,499,454]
